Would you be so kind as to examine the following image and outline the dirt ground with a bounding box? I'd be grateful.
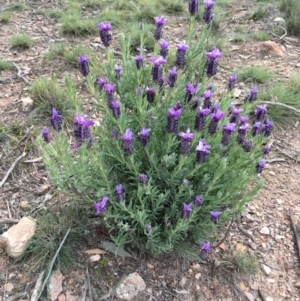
[1,0,300,300]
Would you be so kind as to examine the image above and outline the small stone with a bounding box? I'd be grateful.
[89,254,100,262]
[58,293,66,301]
[5,283,14,292]
[233,88,242,98]
[218,243,226,250]
[21,97,34,112]
[195,273,201,280]
[268,171,275,176]
[294,281,300,288]
[192,263,201,271]
[93,37,101,43]
[261,264,271,275]
[188,269,193,274]
[195,283,200,290]
[2,217,36,258]
[20,201,31,209]
[36,184,51,195]
[48,270,64,301]
[236,242,247,252]
[276,199,283,204]
[260,227,270,235]
[65,291,79,301]
[294,121,299,128]
[147,263,154,269]
[265,297,274,301]
[239,282,247,291]
[179,277,187,287]
[275,234,284,242]
[273,17,286,25]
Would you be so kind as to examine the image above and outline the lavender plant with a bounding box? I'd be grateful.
[38,2,270,257]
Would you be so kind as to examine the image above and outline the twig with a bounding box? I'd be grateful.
[289,208,300,262]
[238,226,255,242]
[265,158,285,163]
[4,293,26,301]
[0,152,27,188]
[79,278,87,301]
[261,101,300,114]
[248,222,273,231]
[213,219,234,248]
[30,271,45,301]
[12,62,30,84]
[86,265,93,301]
[6,200,12,219]
[36,228,71,300]
[272,145,297,161]
[0,218,19,224]
[271,26,287,40]
[18,125,34,146]
[258,288,267,301]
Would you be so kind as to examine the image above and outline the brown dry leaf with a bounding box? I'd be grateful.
[84,248,107,255]
[239,282,248,291]
[236,242,247,252]
[251,41,284,56]
[218,243,226,250]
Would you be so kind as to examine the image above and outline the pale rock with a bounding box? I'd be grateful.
[65,291,79,301]
[5,283,14,292]
[261,264,271,275]
[268,171,276,176]
[233,88,242,98]
[20,201,31,209]
[260,227,270,235]
[192,263,201,271]
[2,217,36,258]
[273,17,286,25]
[93,37,101,43]
[275,234,285,242]
[21,97,34,112]
[89,254,101,262]
[265,297,274,301]
[58,293,66,301]
[115,272,146,300]
[195,283,200,290]
[188,269,193,274]
[252,41,284,56]
[195,273,201,280]
[147,263,154,269]
[294,281,300,288]
[276,199,283,204]
[48,270,64,301]
[179,276,187,287]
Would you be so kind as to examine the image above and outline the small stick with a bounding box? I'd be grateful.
[238,226,255,242]
[4,293,26,301]
[36,228,71,300]
[272,145,297,161]
[289,208,300,262]
[0,218,19,224]
[79,278,87,301]
[18,125,34,146]
[12,62,30,84]
[213,219,234,248]
[265,158,285,163]
[0,152,27,188]
[30,271,45,301]
[248,222,273,231]
[6,200,12,219]
[261,101,300,115]
[86,265,93,301]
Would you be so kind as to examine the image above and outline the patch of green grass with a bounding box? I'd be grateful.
[136,4,160,23]
[0,12,11,23]
[254,30,269,41]
[0,59,14,71]
[238,66,273,84]
[229,252,258,275]
[30,76,75,121]
[99,8,129,27]
[289,73,300,93]
[161,0,184,14]
[82,0,104,9]
[251,5,268,21]
[280,0,300,35]
[207,34,226,51]
[10,33,32,49]
[8,2,29,11]
[47,8,63,20]
[232,32,247,42]
[234,26,244,33]
[261,83,300,124]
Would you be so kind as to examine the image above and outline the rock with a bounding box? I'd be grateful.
[294,281,300,288]
[273,17,286,25]
[195,273,201,280]
[89,254,101,262]
[260,227,270,235]
[20,201,31,209]
[275,234,285,242]
[21,97,34,112]
[179,276,187,287]
[36,184,51,195]
[233,88,242,98]
[58,293,66,301]
[268,171,275,176]
[239,282,247,291]
[236,242,247,252]
[2,217,36,258]
[261,264,271,275]
[93,37,101,43]
[147,263,154,269]
[65,291,79,301]
[252,41,284,56]
[5,283,14,292]
[115,272,146,300]
[48,270,64,301]
[192,263,201,271]
[188,269,193,274]
[276,199,283,204]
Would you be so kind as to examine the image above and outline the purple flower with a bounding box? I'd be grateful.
[211,210,222,224]
[242,140,253,152]
[205,47,222,77]
[173,101,183,110]
[263,144,272,155]
[239,116,249,124]
[252,121,261,137]
[200,241,212,260]
[154,16,165,40]
[145,87,155,103]
[189,0,198,16]
[256,160,266,174]
[182,202,193,219]
[96,77,107,92]
[255,105,267,122]
[244,86,258,103]
[185,82,199,102]
[50,108,62,132]
[145,224,152,232]
[228,75,237,91]
[41,127,50,143]
[74,114,94,147]
[93,197,108,215]
[135,55,143,70]
[115,184,124,202]
[120,128,135,155]
[103,83,117,107]
[167,107,182,133]
[176,42,189,69]
[262,119,273,136]
[182,179,189,186]
[195,108,210,131]
[98,22,112,47]
[209,109,225,134]
[222,123,236,145]
[203,0,216,23]
[178,128,195,155]
[78,54,89,76]
[138,173,148,184]
[159,40,170,58]
[211,103,220,114]
[110,100,120,119]
[114,65,123,80]
[196,139,211,164]
[202,90,213,109]
[138,128,151,146]
[195,195,203,207]
[230,107,243,123]
[111,128,118,139]
[237,123,249,144]
[207,83,214,91]
[149,56,167,83]
[167,67,177,88]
